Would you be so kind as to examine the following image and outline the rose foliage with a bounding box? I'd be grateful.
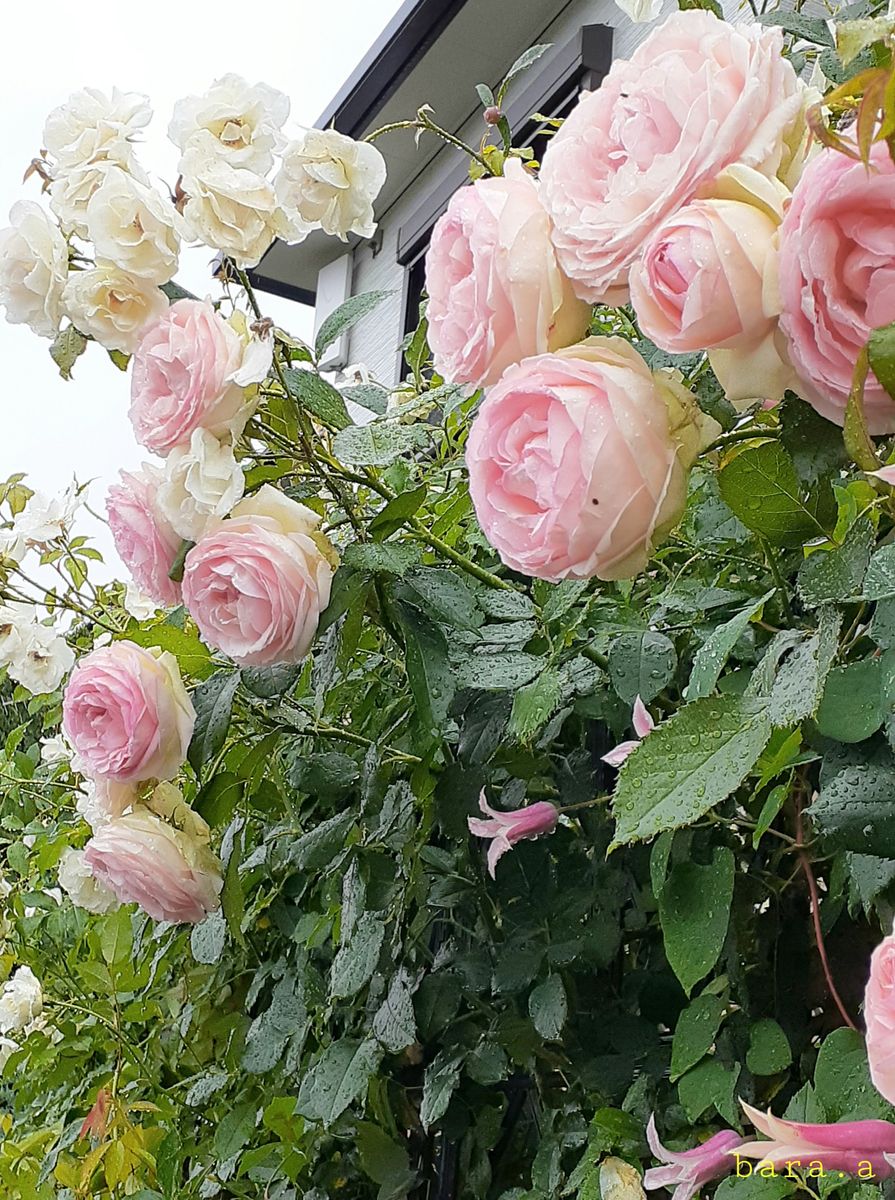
[1,4,895,1199]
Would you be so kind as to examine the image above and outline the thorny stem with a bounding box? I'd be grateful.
[760,537,794,623]
[794,783,858,1032]
[365,113,490,171]
[702,426,775,456]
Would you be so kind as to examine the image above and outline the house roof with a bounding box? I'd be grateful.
[249,0,589,305]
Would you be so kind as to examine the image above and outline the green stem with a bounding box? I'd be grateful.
[759,537,793,623]
[702,426,775,456]
[579,643,610,671]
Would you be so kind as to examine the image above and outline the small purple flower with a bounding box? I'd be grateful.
[467,790,558,877]
[602,696,655,768]
[643,1115,745,1200]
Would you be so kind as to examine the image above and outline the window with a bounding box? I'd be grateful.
[395,23,614,374]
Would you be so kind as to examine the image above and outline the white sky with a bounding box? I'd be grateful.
[0,0,403,571]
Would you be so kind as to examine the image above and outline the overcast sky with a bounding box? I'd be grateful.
[0,0,403,571]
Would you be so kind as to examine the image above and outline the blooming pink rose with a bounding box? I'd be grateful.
[84,809,222,924]
[62,641,196,782]
[106,464,182,608]
[466,337,714,581]
[629,168,795,404]
[865,928,895,1105]
[778,141,895,434]
[129,298,250,455]
[540,10,804,302]
[425,159,589,388]
[467,790,558,877]
[182,485,335,666]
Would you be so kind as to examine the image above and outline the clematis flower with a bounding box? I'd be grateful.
[602,696,655,767]
[737,1101,895,1177]
[467,791,558,877]
[643,1116,745,1200]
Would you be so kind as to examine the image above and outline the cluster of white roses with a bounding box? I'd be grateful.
[0,74,386,356]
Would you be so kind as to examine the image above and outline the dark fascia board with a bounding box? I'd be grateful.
[395,23,614,266]
[244,266,315,308]
[317,0,472,137]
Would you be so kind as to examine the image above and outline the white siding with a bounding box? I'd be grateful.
[343,0,760,383]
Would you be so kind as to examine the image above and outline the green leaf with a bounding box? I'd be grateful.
[188,671,240,774]
[213,1102,256,1160]
[844,347,880,472]
[746,1018,792,1075]
[797,518,874,607]
[869,322,895,400]
[221,822,246,948]
[714,1173,796,1200]
[161,280,197,303]
[372,968,417,1053]
[288,810,356,870]
[240,662,303,698]
[475,83,496,108]
[420,1051,463,1130]
[332,422,429,467]
[670,994,726,1081]
[687,591,775,701]
[752,781,790,849]
[342,382,389,415]
[196,772,243,827]
[123,619,214,680]
[343,541,422,576]
[608,631,677,705]
[49,325,88,380]
[757,10,835,45]
[809,763,895,857]
[837,17,895,67]
[528,974,567,1040]
[659,847,734,995]
[315,290,391,361]
[369,486,427,540]
[395,601,454,733]
[766,607,841,727]
[677,1058,741,1124]
[99,907,133,967]
[611,696,772,846]
[330,913,385,999]
[242,974,307,1074]
[356,1123,416,1199]
[282,367,351,430]
[864,543,895,601]
[718,440,828,546]
[814,1027,892,1120]
[508,669,563,743]
[396,568,482,631]
[499,43,553,100]
[815,658,884,743]
[454,651,544,691]
[190,911,227,965]
[296,1038,383,1126]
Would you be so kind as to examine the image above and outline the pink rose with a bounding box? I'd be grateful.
[425,159,589,388]
[630,168,794,404]
[106,464,182,608]
[778,141,895,433]
[129,298,249,455]
[466,337,713,581]
[865,928,895,1105]
[540,10,804,303]
[182,485,335,666]
[62,641,196,782]
[84,808,222,924]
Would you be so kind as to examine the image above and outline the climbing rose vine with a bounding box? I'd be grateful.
[0,4,894,1198]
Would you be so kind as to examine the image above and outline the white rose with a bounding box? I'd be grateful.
[0,527,26,565]
[0,603,33,667]
[40,732,72,766]
[157,429,245,541]
[57,848,120,914]
[169,74,289,174]
[0,1036,19,1072]
[50,158,152,241]
[179,147,278,267]
[0,201,68,338]
[0,966,42,1034]
[62,265,167,353]
[86,167,181,284]
[76,777,137,832]
[8,624,74,695]
[122,582,158,621]
[274,129,386,242]
[43,87,151,172]
[13,483,81,546]
[229,482,322,538]
[613,0,663,20]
